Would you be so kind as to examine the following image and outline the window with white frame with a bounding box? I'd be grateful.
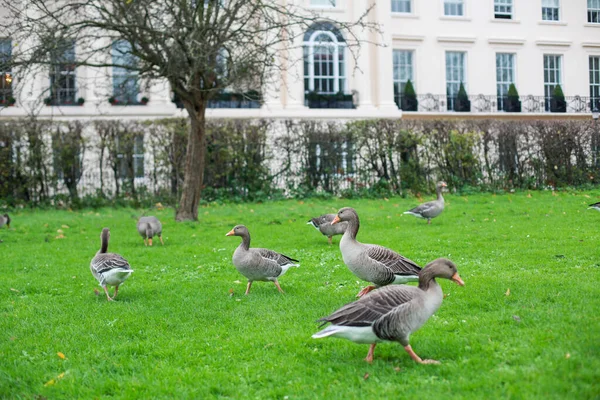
[310,0,336,7]
[49,40,76,105]
[444,0,464,16]
[445,51,466,110]
[133,135,144,178]
[392,0,411,13]
[589,0,600,23]
[303,22,346,94]
[112,40,140,104]
[494,0,513,19]
[542,0,559,21]
[0,39,12,105]
[496,53,515,110]
[393,50,414,105]
[117,135,144,179]
[543,54,562,111]
[590,56,600,110]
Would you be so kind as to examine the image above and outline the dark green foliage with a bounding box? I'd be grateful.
[401,80,418,111]
[507,83,519,100]
[552,84,565,100]
[457,82,468,101]
[1,118,600,209]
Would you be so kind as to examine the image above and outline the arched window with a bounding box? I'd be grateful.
[303,22,346,94]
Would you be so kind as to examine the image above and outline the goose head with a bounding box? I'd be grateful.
[423,258,464,286]
[437,181,448,190]
[331,207,358,225]
[226,225,249,237]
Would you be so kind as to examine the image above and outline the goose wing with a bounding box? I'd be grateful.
[366,245,421,276]
[257,248,299,267]
[318,285,420,327]
[407,200,438,215]
[91,253,131,275]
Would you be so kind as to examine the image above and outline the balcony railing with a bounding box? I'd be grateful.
[395,93,600,114]
[173,91,262,109]
[305,92,357,109]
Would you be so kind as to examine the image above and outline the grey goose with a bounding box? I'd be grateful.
[313,258,464,364]
[137,216,164,246]
[307,213,348,245]
[404,181,448,224]
[226,225,299,295]
[0,213,10,229]
[90,228,134,301]
[332,207,421,297]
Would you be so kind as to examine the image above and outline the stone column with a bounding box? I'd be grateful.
[372,0,399,112]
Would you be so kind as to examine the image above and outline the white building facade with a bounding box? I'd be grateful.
[1,0,599,120]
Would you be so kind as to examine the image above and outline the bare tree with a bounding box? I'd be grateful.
[2,0,377,220]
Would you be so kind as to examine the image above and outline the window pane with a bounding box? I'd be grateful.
[591,56,600,110]
[303,24,346,95]
[496,53,515,110]
[446,51,466,110]
[50,40,77,104]
[392,0,411,13]
[310,0,335,7]
[543,54,562,111]
[444,0,463,16]
[112,41,139,103]
[0,39,12,103]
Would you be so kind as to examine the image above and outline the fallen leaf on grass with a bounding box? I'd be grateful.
[363,373,369,380]
[57,352,66,360]
[512,315,521,323]
[55,234,66,239]
[93,288,100,296]
[61,225,70,229]
[44,372,66,387]
[10,288,19,292]
[394,367,401,372]
[233,280,241,284]
[505,288,510,296]
[228,288,234,297]
[565,353,571,359]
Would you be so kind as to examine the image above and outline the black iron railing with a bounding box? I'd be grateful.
[395,93,600,114]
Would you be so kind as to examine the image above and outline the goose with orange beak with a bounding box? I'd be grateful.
[313,258,464,364]
[226,225,299,295]
[332,207,422,297]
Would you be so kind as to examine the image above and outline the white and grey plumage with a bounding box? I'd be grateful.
[404,181,448,224]
[226,225,299,295]
[0,213,11,229]
[588,202,600,212]
[137,216,164,246]
[90,228,133,301]
[332,207,422,297]
[313,258,464,364]
[307,214,348,245]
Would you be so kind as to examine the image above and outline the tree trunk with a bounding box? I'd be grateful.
[176,102,207,221]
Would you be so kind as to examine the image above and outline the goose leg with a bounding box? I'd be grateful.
[113,285,120,299]
[144,238,147,246]
[365,343,376,363]
[427,219,431,225]
[356,285,376,297]
[159,236,164,245]
[404,345,440,365]
[245,281,253,295]
[273,280,284,294]
[328,236,332,246]
[102,286,113,301]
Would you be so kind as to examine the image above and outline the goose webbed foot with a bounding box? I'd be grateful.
[356,285,376,297]
[404,344,439,364]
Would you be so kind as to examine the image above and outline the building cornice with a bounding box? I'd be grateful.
[487,38,526,45]
[535,40,572,47]
[436,36,477,44]
[392,34,425,42]
[581,42,600,48]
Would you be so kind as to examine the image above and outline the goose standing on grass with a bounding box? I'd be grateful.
[404,181,448,224]
[0,213,10,229]
[332,207,421,297]
[307,214,348,245]
[588,202,600,212]
[226,225,299,295]
[90,228,133,301]
[0,213,9,243]
[137,216,164,246]
[313,258,464,364]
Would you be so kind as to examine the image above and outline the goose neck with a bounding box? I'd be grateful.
[418,268,438,291]
[239,233,251,250]
[343,216,360,241]
[436,186,444,201]
[100,236,109,254]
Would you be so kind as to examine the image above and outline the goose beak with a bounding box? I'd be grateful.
[442,182,448,187]
[225,229,235,236]
[331,215,341,225]
[148,238,153,246]
[451,273,464,286]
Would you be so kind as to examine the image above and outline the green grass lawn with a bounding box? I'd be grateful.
[1,190,599,399]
